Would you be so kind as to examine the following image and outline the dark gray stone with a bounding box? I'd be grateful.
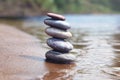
[45,27,72,39]
[45,50,75,64]
[47,38,73,53]
[44,19,71,30]
[47,13,65,20]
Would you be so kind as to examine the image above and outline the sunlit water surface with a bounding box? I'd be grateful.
[0,14,120,80]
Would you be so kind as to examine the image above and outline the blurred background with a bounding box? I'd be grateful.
[0,0,120,17]
[0,0,120,80]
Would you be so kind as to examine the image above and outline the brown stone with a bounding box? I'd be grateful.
[47,13,65,20]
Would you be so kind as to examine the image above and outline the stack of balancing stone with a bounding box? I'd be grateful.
[44,13,75,64]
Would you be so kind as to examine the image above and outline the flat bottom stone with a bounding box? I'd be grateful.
[45,50,75,64]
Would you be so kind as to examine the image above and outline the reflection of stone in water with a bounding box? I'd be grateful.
[113,48,120,67]
[102,67,120,80]
[112,43,120,50]
[111,33,120,67]
[113,33,120,41]
[42,62,76,80]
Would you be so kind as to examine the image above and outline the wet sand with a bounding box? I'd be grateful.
[0,24,75,80]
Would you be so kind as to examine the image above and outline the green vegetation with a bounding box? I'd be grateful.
[53,0,120,14]
[0,0,120,16]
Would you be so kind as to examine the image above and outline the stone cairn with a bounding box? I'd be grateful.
[44,13,75,64]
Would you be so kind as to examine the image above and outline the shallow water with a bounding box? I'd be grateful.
[0,15,120,80]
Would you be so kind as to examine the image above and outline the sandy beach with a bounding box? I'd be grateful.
[0,24,47,80]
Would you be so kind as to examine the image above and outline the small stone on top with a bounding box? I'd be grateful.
[47,13,65,20]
